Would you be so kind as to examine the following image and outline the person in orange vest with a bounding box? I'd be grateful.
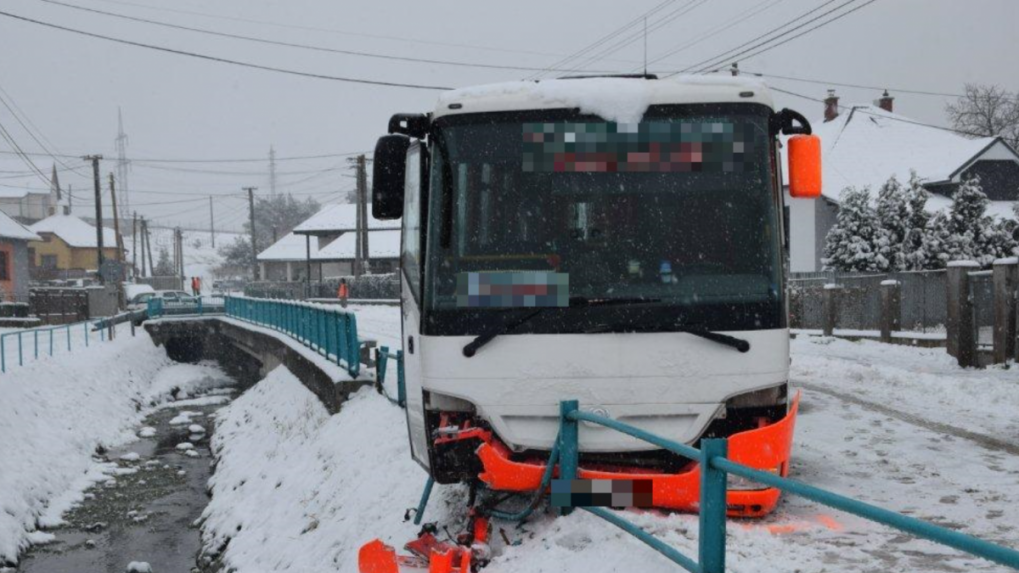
[193,276,202,297]
[337,278,349,308]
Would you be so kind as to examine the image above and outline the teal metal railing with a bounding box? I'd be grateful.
[0,320,115,373]
[223,296,360,378]
[146,297,224,318]
[375,346,405,407]
[553,400,1019,572]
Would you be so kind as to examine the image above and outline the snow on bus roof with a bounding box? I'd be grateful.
[435,75,774,123]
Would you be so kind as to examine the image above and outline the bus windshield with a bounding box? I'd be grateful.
[422,103,784,334]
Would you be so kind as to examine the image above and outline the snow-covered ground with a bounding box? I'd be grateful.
[201,306,1019,573]
[0,326,232,566]
[145,226,241,287]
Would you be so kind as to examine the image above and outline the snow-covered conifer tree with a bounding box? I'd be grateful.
[901,171,932,270]
[875,175,910,271]
[822,186,883,271]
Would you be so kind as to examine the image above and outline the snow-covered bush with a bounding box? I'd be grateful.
[824,174,1017,271]
[822,186,885,271]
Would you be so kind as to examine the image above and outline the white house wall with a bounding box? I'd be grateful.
[788,198,817,272]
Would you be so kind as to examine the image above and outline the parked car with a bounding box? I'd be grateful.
[127,289,197,312]
[154,290,199,304]
[124,284,157,311]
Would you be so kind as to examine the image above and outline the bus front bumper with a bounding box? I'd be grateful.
[476,392,800,518]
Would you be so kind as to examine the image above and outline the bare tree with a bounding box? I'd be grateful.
[945,84,1019,149]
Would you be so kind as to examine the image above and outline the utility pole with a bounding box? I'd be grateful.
[144,218,154,277]
[269,146,277,196]
[83,154,104,282]
[244,186,259,280]
[67,184,72,214]
[209,196,215,248]
[357,154,369,276]
[109,173,124,266]
[176,227,185,286]
[115,108,130,220]
[132,212,138,278]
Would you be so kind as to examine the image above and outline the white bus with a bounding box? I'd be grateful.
[362,74,821,571]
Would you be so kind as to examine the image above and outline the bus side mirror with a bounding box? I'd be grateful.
[372,134,410,220]
[787,134,821,198]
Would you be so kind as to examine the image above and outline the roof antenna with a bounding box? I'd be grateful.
[643,17,648,77]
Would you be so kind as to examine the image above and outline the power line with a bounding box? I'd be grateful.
[671,0,845,75]
[0,148,370,163]
[37,0,628,75]
[0,9,454,90]
[740,69,964,98]
[681,0,880,75]
[0,82,89,177]
[524,0,677,80]
[697,0,880,73]
[561,0,709,75]
[130,162,346,177]
[640,0,787,70]
[0,120,51,187]
[82,0,639,65]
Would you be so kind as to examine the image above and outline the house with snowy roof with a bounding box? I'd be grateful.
[0,210,41,302]
[28,214,121,279]
[258,203,400,280]
[782,91,1019,272]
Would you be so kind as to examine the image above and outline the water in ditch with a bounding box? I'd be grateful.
[14,390,236,573]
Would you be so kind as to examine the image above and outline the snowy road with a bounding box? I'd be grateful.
[364,308,1019,571]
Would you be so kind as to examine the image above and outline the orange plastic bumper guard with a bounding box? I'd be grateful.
[477,392,800,518]
[359,537,472,573]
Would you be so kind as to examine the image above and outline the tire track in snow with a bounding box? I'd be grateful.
[793,379,1019,457]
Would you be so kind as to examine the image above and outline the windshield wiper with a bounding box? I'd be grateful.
[675,324,751,353]
[462,307,548,358]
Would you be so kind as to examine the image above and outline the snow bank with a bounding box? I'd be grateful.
[202,367,827,573]
[0,334,231,565]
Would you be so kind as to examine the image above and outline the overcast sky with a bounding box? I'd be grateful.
[0,0,1016,232]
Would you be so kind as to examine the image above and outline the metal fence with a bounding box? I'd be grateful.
[0,320,119,373]
[223,296,361,377]
[245,274,400,301]
[789,270,946,333]
[547,398,1019,572]
[375,346,405,407]
[146,297,225,318]
[969,270,995,347]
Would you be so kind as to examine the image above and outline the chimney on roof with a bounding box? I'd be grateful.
[824,89,839,122]
[876,89,894,113]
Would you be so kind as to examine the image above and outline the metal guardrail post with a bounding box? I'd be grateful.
[559,400,580,516]
[377,346,389,385]
[413,476,435,526]
[395,350,406,408]
[699,439,728,573]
